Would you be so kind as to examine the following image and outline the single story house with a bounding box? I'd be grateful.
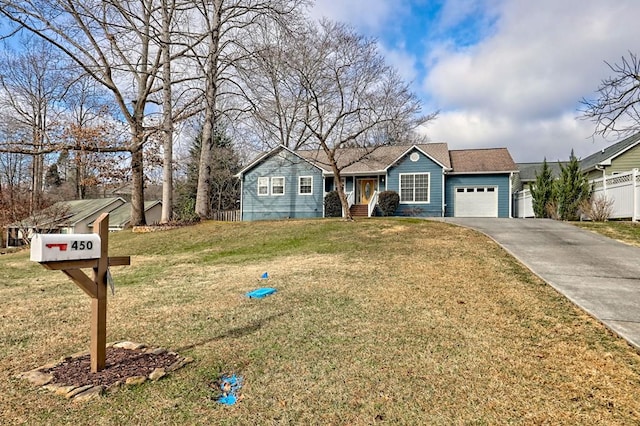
[236,143,518,220]
[99,200,163,231]
[514,161,568,191]
[514,132,640,191]
[4,197,162,247]
[580,132,640,180]
[5,197,126,247]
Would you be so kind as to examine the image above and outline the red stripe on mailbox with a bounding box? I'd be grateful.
[45,243,68,251]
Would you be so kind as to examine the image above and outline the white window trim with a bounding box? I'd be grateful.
[257,177,269,196]
[298,176,313,195]
[399,172,430,204]
[271,176,285,196]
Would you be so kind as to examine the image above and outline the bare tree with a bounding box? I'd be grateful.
[240,19,313,150]
[250,19,435,219]
[0,0,173,225]
[188,0,308,219]
[0,39,68,212]
[582,52,640,137]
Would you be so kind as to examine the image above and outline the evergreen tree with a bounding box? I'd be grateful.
[530,158,554,218]
[44,163,62,188]
[175,126,240,221]
[556,150,590,221]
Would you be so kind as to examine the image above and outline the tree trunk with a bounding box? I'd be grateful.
[331,164,352,221]
[130,143,146,226]
[160,0,173,223]
[195,111,214,219]
[195,0,221,219]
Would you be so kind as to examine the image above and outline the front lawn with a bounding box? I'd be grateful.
[574,220,640,247]
[1,219,640,424]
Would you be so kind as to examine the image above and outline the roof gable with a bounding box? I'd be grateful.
[449,148,517,174]
[580,132,640,171]
[236,145,324,176]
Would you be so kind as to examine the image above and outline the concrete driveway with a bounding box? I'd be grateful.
[443,218,640,351]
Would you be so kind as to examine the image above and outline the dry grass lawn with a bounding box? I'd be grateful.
[1,218,640,424]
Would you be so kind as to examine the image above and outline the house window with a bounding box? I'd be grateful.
[399,173,429,203]
[271,177,285,195]
[299,176,313,195]
[258,177,269,196]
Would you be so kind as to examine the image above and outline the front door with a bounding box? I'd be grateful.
[358,179,376,204]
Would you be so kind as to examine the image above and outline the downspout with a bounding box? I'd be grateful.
[509,172,513,218]
[322,176,326,217]
[441,169,446,217]
[634,168,638,222]
[239,177,244,221]
[595,165,606,195]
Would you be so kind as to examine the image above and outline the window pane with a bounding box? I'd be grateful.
[414,174,429,202]
[299,176,312,194]
[258,177,269,195]
[400,175,413,202]
[272,177,284,195]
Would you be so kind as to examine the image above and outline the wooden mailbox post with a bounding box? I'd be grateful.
[30,213,130,372]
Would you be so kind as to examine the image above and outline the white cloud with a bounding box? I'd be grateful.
[310,0,402,31]
[424,0,640,161]
[425,110,605,162]
[309,0,640,162]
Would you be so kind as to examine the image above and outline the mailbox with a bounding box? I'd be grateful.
[30,234,102,262]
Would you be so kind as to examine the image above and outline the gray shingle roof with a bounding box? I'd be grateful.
[580,132,640,172]
[105,200,161,228]
[297,143,452,173]
[517,162,568,182]
[10,197,125,228]
[448,148,518,173]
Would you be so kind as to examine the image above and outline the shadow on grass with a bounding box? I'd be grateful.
[175,311,288,352]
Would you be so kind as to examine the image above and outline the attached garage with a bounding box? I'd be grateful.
[454,186,498,217]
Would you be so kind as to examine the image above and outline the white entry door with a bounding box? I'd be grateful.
[454,187,498,217]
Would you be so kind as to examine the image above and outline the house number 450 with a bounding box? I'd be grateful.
[71,241,94,250]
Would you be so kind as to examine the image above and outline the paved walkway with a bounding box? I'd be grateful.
[442,218,640,351]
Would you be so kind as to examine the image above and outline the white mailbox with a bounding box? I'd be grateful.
[30,234,102,262]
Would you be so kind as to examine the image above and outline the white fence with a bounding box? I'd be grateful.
[513,189,534,218]
[513,169,640,220]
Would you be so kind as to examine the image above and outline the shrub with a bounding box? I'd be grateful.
[579,195,614,221]
[530,159,555,218]
[556,151,590,221]
[377,191,400,216]
[324,191,342,217]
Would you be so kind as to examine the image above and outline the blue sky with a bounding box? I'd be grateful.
[311,0,640,162]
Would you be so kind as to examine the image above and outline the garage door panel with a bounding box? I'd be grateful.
[454,187,498,217]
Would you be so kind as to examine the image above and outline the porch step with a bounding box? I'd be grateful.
[349,204,369,217]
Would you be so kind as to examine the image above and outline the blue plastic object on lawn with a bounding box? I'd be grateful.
[246,287,277,299]
[261,272,269,279]
[217,374,243,405]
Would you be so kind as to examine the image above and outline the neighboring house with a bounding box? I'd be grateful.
[514,161,568,191]
[236,144,517,220]
[580,132,640,180]
[95,200,163,231]
[5,197,126,247]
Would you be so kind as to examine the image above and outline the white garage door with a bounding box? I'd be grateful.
[454,187,498,217]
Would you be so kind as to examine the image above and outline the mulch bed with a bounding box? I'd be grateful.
[41,347,180,388]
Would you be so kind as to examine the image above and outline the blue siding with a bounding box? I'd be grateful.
[386,148,444,217]
[242,150,323,221]
[444,174,511,218]
[324,176,355,193]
